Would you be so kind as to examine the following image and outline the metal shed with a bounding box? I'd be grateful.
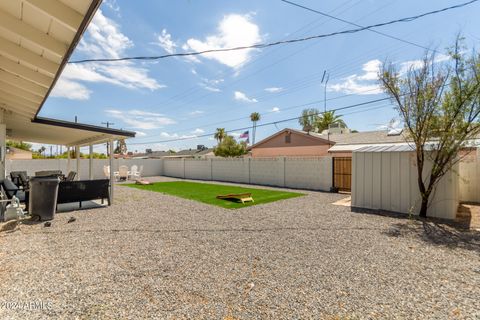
[351,144,459,220]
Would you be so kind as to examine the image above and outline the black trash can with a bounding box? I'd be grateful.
[28,177,60,221]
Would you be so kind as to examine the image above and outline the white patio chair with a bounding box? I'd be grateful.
[118,165,129,181]
[130,165,141,179]
[104,165,120,180]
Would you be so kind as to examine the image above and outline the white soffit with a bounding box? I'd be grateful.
[0,0,133,146]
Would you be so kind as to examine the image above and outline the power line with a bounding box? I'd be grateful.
[131,86,387,142]
[128,96,394,145]
[69,0,478,64]
[280,0,437,53]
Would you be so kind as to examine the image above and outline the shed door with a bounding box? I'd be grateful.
[333,157,352,192]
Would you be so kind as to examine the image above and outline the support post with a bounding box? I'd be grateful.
[109,139,114,205]
[89,144,93,180]
[75,145,80,180]
[67,146,71,173]
[0,110,6,180]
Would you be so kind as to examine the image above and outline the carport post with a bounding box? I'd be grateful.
[89,144,93,180]
[109,139,114,205]
[67,146,71,173]
[0,110,6,180]
[75,145,80,180]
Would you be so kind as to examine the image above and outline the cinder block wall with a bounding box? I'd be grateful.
[162,157,332,191]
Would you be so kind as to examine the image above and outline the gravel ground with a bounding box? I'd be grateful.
[1,176,479,319]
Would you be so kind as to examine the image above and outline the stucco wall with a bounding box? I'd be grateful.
[252,145,332,158]
[251,130,331,158]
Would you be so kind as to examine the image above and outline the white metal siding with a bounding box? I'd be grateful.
[352,151,459,220]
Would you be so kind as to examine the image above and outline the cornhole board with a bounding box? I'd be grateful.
[216,193,254,204]
[135,179,152,185]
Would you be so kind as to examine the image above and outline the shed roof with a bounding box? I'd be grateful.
[354,144,416,153]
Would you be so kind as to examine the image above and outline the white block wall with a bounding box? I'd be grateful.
[250,158,284,186]
[352,151,459,220]
[163,159,184,178]
[285,157,332,191]
[185,159,211,180]
[163,157,332,191]
[211,158,249,183]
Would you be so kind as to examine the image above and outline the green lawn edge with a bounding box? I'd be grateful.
[122,181,305,209]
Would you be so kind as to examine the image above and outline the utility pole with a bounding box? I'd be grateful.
[102,122,115,155]
[321,70,329,113]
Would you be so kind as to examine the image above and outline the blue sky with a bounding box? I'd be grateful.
[40,0,480,153]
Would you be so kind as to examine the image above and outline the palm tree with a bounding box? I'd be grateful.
[316,110,347,133]
[214,128,226,143]
[250,112,260,144]
[299,108,319,133]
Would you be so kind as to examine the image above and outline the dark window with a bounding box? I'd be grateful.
[285,133,291,143]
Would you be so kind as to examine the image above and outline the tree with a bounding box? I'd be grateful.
[6,140,32,151]
[250,112,261,144]
[38,146,46,156]
[299,108,319,133]
[379,39,480,217]
[114,139,127,154]
[214,128,226,143]
[213,135,247,157]
[316,110,347,132]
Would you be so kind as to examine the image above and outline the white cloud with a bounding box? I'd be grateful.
[160,132,196,139]
[51,78,91,100]
[398,53,450,74]
[264,87,283,93]
[156,29,177,54]
[189,110,204,116]
[234,91,257,103]
[192,128,205,134]
[183,14,262,69]
[135,131,147,137]
[377,118,403,130]
[78,9,132,59]
[328,59,383,95]
[55,9,163,100]
[202,86,221,92]
[197,76,224,92]
[105,109,175,130]
[270,107,280,112]
[191,69,198,75]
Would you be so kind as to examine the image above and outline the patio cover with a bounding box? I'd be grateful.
[0,0,134,145]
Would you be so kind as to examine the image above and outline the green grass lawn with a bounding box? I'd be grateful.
[124,181,305,209]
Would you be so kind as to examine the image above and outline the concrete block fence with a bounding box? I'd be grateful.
[162,157,333,191]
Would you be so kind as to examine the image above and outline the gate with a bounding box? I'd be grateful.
[333,157,352,192]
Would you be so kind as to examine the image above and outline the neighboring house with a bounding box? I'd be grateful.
[249,128,407,158]
[164,147,215,159]
[132,150,174,159]
[133,146,215,159]
[6,147,32,160]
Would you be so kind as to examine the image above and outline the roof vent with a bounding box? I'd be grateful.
[387,128,403,136]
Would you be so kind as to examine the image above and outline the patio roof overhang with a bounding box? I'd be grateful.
[0,0,133,146]
[9,116,135,147]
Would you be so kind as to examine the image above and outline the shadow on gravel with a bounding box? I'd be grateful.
[352,207,480,253]
[385,221,480,253]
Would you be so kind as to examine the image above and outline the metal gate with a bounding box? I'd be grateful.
[333,157,352,192]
